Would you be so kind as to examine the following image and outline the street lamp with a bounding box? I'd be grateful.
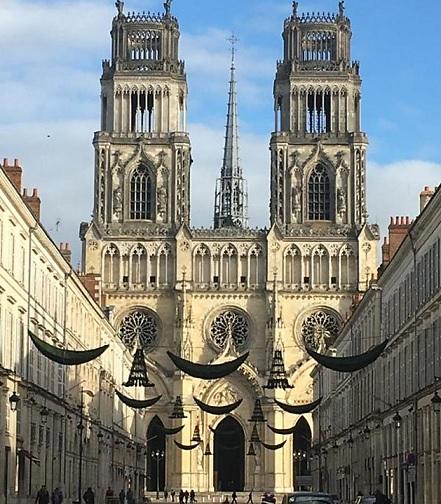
[151,449,164,500]
[9,391,20,412]
[431,391,441,414]
[40,406,50,425]
[393,412,402,430]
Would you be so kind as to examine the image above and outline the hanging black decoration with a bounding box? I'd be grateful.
[247,443,256,456]
[264,350,293,390]
[305,340,389,373]
[29,330,108,366]
[260,440,286,451]
[174,440,200,451]
[193,396,243,415]
[160,425,185,436]
[167,351,249,380]
[249,398,266,423]
[267,423,297,435]
[169,396,187,419]
[123,349,155,387]
[204,443,212,456]
[250,423,260,443]
[274,397,322,415]
[191,424,202,443]
[115,390,161,410]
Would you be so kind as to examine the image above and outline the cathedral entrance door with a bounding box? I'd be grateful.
[147,416,166,492]
[214,416,245,491]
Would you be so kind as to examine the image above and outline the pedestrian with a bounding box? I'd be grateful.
[171,490,176,503]
[119,490,125,504]
[374,490,390,504]
[184,491,189,504]
[164,490,169,502]
[189,490,195,503]
[106,488,114,498]
[231,492,237,504]
[246,491,253,504]
[36,486,50,504]
[179,490,184,504]
[126,489,134,504]
[83,488,95,504]
[52,488,63,504]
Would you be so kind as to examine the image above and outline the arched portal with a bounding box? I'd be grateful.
[147,416,166,492]
[293,417,312,491]
[214,416,245,491]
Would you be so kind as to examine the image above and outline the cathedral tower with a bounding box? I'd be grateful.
[94,0,191,232]
[270,1,367,230]
[214,37,249,229]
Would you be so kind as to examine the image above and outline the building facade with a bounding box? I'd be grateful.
[80,1,378,493]
[313,188,441,503]
[0,160,150,504]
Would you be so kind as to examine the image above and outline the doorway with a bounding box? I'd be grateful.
[214,416,245,491]
[293,417,312,491]
[147,416,166,492]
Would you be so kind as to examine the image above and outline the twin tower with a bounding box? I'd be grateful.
[89,0,367,236]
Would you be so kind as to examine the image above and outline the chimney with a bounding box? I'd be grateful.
[22,188,41,221]
[381,236,390,266]
[2,158,22,193]
[79,273,102,305]
[420,186,435,213]
[59,243,72,265]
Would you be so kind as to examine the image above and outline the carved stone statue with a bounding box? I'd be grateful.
[115,1,124,16]
[157,186,168,218]
[337,187,346,215]
[339,1,345,17]
[292,1,299,16]
[291,186,301,213]
[164,0,172,16]
[113,186,122,218]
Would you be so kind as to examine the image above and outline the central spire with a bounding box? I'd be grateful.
[214,34,248,229]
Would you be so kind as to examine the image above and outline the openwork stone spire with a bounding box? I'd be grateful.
[214,35,248,229]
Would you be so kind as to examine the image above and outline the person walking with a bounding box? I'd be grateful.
[118,489,125,504]
[164,490,169,502]
[179,490,184,504]
[36,486,50,504]
[171,490,176,503]
[126,489,134,504]
[106,488,114,498]
[246,491,253,504]
[184,491,189,504]
[83,488,95,504]
[189,490,195,503]
[231,492,237,504]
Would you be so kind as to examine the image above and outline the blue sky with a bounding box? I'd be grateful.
[0,0,440,263]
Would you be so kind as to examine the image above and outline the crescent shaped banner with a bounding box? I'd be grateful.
[115,390,162,409]
[267,424,298,435]
[174,440,201,451]
[305,339,389,373]
[274,397,322,415]
[167,351,249,380]
[161,425,185,436]
[193,396,243,415]
[29,330,109,366]
[260,440,286,451]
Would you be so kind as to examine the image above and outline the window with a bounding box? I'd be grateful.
[308,164,331,220]
[130,165,153,220]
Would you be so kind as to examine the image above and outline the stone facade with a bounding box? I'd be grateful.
[0,160,149,504]
[313,187,441,503]
[80,1,378,493]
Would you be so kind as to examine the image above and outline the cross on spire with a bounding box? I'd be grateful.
[227,33,239,66]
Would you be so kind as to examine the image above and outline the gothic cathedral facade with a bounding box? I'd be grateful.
[81,1,378,493]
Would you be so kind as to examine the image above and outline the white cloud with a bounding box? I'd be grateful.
[368,160,441,239]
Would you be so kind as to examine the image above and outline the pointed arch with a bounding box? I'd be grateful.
[130,164,153,220]
[130,244,148,285]
[214,416,245,491]
[284,244,302,287]
[311,244,329,287]
[249,245,263,286]
[147,416,166,491]
[194,244,211,285]
[339,244,356,287]
[293,416,312,490]
[221,244,238,286]
[158,243,173,286]
[307,163,332,221]
[103,243,120,286]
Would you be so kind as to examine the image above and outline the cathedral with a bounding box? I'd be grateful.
[80,0,379,493]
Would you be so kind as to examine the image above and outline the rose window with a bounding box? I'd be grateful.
[301,311,340,351]
[209,311,249,351]
[119,310,158,351]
